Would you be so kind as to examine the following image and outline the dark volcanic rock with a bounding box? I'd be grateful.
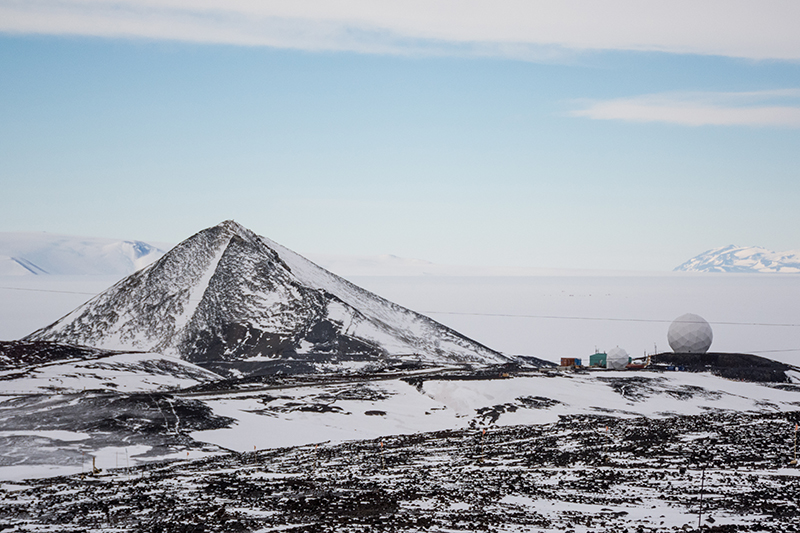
[652,352,792,382]
[0,392,234,470]
[0,340,116,371]
[2,410,799,532]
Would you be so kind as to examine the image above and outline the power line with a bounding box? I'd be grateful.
[2,286,798,354]
[3,286,799,328]
[422,310,800,328]
[0,286,99,296]
[0,286,199,305]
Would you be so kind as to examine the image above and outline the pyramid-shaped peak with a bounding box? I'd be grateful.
[216,219,245,233]
[167,220,265,265]
[28,223,509,375]
[212,220,258,240]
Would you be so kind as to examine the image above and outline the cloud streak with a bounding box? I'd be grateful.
[571,90,800,128]
[1,0,800,60]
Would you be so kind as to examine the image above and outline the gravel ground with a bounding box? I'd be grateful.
[2,410,799,532]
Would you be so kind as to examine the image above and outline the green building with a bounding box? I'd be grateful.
[589,352,607,368]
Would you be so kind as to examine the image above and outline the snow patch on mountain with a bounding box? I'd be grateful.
[0,232,167,276]
[675,245,800,273]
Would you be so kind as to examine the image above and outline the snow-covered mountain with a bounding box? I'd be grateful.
[26,221,508,375]
[0,232,166,276]
[675,245,800,273]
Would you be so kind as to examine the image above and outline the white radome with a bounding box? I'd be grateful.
[668,313,713,354]
[607,347,629,370]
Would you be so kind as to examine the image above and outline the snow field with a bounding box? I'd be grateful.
[189,372,800,454]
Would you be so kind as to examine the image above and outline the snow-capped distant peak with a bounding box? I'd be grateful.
[675,245,800,273]
[0,231,168,276]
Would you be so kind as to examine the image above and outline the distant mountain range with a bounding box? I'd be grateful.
[0,232,578,278]
[26,221,508,376]
[675,245,800,273]
[4,231,797,277]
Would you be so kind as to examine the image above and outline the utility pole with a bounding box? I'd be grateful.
[698,466,706,529]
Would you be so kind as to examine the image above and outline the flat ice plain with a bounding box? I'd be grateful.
[1,269,799,366]
[350,272,800,366]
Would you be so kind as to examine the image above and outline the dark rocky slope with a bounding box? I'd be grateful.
[0,340,114,371]
[651,352,794,383]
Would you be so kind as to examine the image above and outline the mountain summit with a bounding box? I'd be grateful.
[27,221,508,375]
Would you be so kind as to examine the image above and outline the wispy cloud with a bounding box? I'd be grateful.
[1,0,799,60]
[571,90,800,128]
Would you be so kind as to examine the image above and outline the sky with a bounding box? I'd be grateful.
[1,1,799,271]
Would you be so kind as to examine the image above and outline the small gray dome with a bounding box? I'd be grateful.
[607,347,629,370]
[668,313,713,354]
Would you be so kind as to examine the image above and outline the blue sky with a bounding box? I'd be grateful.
[1,1,799,270]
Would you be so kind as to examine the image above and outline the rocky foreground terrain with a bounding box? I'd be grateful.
[2,409,799,533]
